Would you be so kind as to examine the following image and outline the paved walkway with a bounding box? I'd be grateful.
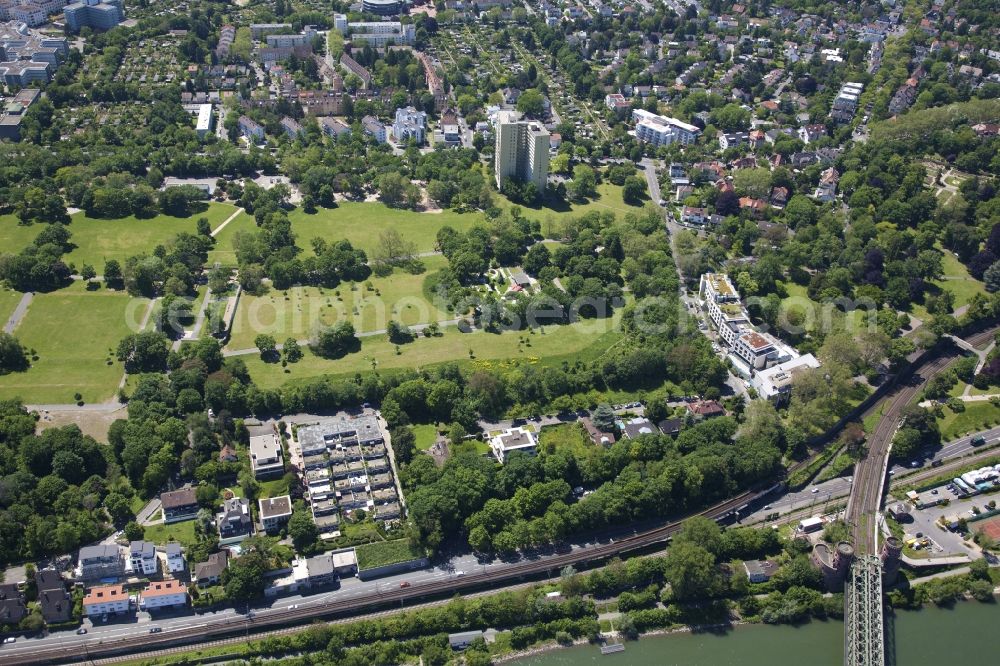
[4,291,32,333]
[210,207,245,237]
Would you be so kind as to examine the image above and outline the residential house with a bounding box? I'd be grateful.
[78,544,125,581]
[194,551,228,587]
[718,131,747,150]
[129,540,158,576]
[813,167,839,202]
[217,497,253,544]
[657,418,683,437]
[165,543,185,574]
[0,583,27,627]
[362,115,386,143]
[581,417,615,446]
[748,129,766,148]
[319,116,351,139]
[489,427,538,464]
[35,569,71,623]
[621,418,657,439]
[280,116,304,139]
[249,433,284,479]
[687,400,726,419]
[140,579,188,611]
[83,584,130,617]
[259,495,293,533]
[738,197,768,218]
[161,487,199,523]
[238,115,265,143]
[798,124,826,144]
[681,206,707,225]
[769,187,789,208]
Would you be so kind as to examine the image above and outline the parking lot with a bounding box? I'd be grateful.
[894,483,999,559]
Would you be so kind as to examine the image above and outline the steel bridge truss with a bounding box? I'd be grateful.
[845,556,885,666]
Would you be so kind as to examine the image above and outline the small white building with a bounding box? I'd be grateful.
[489,427,538,464]
[165,543,185,574]
[249,433,284,479]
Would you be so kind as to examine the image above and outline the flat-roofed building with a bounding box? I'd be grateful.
[249,433,284,479]
[494,110,549,191]
[194,103,213,137]
[490,426,538,463]
[78,544,125,581]
[129,540,157,575]
[632,109,701,146]
[751,354,821,401]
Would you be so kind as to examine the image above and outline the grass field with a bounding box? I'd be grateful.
[412,424,438,451]
[287,202,485,256]
[908,248,984,321]
[0,282,146,403]
[207,210,254,267]
[0,214,45,256]
[497,181,641,234]
[241,310,624,389]
[537,422,593,456]
[143,519,198,548]
[939,401,1000,440]
[355,539,425,570]
[58,203,238,270]
[258,476,290,499]
[226,256,451,349]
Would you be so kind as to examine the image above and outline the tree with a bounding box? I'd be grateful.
[283,337,302,363]
[516,89,546,117]
[104,259,123,288]
[664,541,720,600]
[116,331,169,372]
[387,320,414,344]
[622,175,647,205]
[223,546,267,601]
[255,334,278,361]
[984,261,1000,293]
[591,403,616,431]
[288,507,319,553]
[0,332,28,374]
[80,264,97,282]
[567,165,597,201]
[312,321,358,359]
[372,228,418,275]
[123,521,144,542]
[377,172,408,207]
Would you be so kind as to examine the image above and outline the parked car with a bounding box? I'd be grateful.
[76,628,87,635]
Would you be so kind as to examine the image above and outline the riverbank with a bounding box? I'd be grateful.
[508,598,1000,665]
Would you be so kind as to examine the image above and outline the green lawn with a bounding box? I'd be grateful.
[538,422,593,456]
[412,423,438,451]
[226,256,451,350]
[241,310,624,390]
[0,282,147,403]
[286,202,485,256]
[779,281,872,333]
[143,519,198,548]
[59,203,238,270]
[497,181,641,235]
[355,539,425,570]
[207,210,254,267]
[935,250,984,311]
[258,476,290,499]
[0,214,45,257]
[939,401,1000,440]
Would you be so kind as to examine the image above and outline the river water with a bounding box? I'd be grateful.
[513,601,998,665]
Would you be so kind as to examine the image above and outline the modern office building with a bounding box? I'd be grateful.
[64,0,124,32]
[494,110,549,191]
[392,105,426,144]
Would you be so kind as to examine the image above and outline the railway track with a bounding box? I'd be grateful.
[847,325,998,555]
[9,492,759,665]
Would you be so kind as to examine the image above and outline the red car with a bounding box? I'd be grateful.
[399,581,411,588]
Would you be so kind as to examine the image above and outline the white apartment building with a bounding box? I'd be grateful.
[632,109,701,146]
[265,25,317,49]
[334,16,415,46]
[83,584,129,617]
[494,109,550,191]
[139,579,188,611]
[165,543,185,574]
[392,105,426,144]
[751,354,821,401]
[249,433,284,479]
[490,427,538,464]
[129,540,157,576]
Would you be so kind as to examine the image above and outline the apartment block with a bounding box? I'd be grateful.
[494,110,549,191]
[632,109,701,146]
